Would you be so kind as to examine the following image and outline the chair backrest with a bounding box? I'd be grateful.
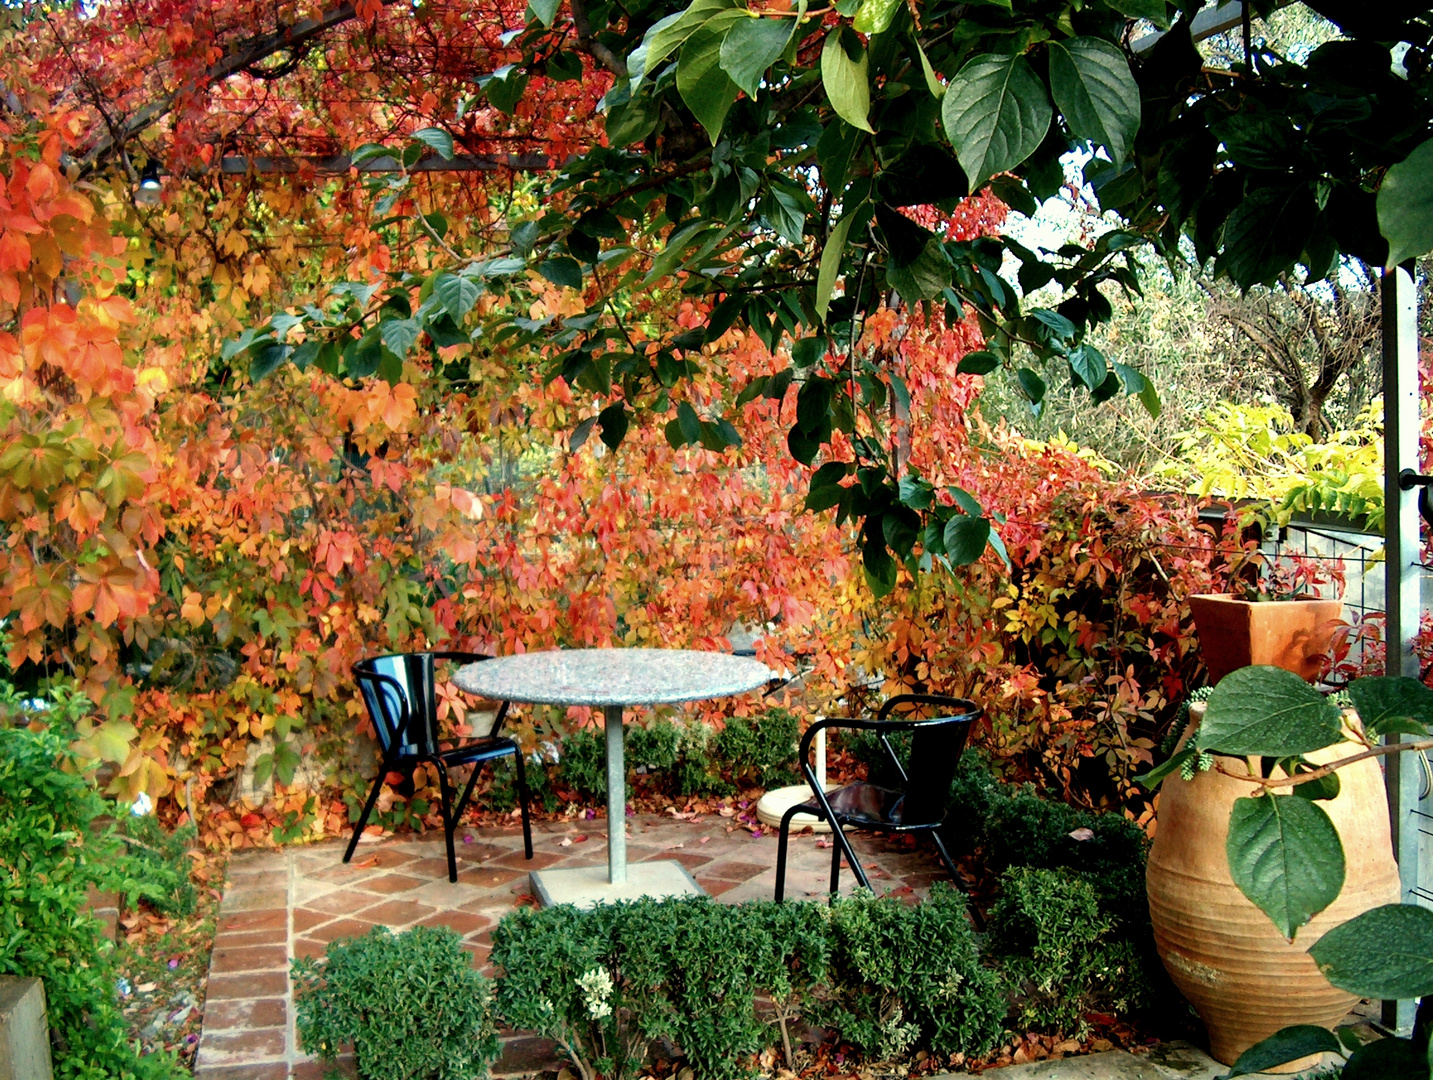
[353,653,439,759]
[878,695,980,827]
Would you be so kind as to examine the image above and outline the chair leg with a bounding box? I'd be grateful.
[433,760,459,883]
[512,749,534,860]
[775,804,804,902]
[452,760,484,825]
[832,825,869,893]
[829,824,843,898]
[344,767,389,864]
[930,831,983,929]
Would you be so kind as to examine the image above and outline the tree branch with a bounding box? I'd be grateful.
[1215,738,1433,789]
[568,0,628,78]
[75,0,401,174]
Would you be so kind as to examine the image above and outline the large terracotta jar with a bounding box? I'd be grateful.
[1146,708,1400,1068]
[1187,595,1344,686]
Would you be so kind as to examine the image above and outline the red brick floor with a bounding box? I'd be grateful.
[195,812,949,1079]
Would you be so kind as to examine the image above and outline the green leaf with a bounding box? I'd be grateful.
[527,0,560,25]
[1227,793,1344,941]
[1347,676,1433,739]
[1217,183,1317,290]
[1378,138,1433,268]
[821,30,873,134]
[538,257,583,289]
[1104,0,1170,25]
[411,127,455,160]
[853,0,902,35]
[569,415,597,452]
[432,272,482,320]
[379,318,422,359]
[817,210,860,323]
[941,53,1051,190]
[1047,38,1141,164]
[1309,904,1433,999]
[1224,1026,1343,1077]
[597,403,629,450]
[957,350,1000,375]
[249,343,291,380]
[719,16,792,99]
[1138,375,1161,419]
[638,0,742,77]
[676,401,703,445]
[914,39,944,99]
[863,535,897,596]
[1069,344,1108,390]
[1136,747,1195,790]
[943,514,990,565]
[1341,1037,1432,1080]
[677,16,746,143]
[1197,666,1344,757]
[605,94,661,146]
[1016,367,1046,406]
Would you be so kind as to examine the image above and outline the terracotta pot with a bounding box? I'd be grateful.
[1188,594,1344,686]
[1146,706,1400,1068]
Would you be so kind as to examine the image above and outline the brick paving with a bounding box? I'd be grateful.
[194,812,950,1080]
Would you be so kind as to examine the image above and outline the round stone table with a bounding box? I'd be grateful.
[454,648,773,907]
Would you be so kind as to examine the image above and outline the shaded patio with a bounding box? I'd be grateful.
[194,812,954,1080]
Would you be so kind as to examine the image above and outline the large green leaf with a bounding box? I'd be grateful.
[410,126,455,159]
[943,514,990,565]
[638,0,742,77]
[816,209,859,323]
[1340,1037,1431,1080]
[941,53,1051,189]
[821,30,873,134]
[1047,38,1141,164]
[1217,183,1317,290]
[677,16,745,144]
[719,16,793,99]
[1378,138,1433,269]
[1103,0,1171,29]
[1227,793,1344,941]
[1225,1026,1343,1077]
[1347,676,1433,739]
[432,272,482,320]
[1309,904,1433,999]
[1197,665,1344,757]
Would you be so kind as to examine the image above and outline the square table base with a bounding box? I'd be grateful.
[530,860,706,909]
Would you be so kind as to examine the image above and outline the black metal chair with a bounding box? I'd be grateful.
[774,694,981,904]
[346,651,533,883]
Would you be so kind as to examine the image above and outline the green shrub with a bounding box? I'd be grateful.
[559,728,610,800]
[627,718,681,772]
[812,884,1004,1061]
[292,925,499,1080]
[486,753,559,814]
[713,708,799,787]
[987,867,1133,1036]
[0,725,182,1080]
[673,724,731,796]
[115,814,197,918]
[492,892,1002,1080]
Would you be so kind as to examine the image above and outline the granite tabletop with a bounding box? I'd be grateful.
[451,647,774,707]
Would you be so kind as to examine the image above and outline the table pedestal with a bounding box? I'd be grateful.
[530,705,707,908]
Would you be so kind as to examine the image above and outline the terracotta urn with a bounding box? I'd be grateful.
[1187,594,1344,686]
[1146,706,1400,1068]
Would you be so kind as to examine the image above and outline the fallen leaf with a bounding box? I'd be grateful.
[1069,827,1095,841]
[560,837,572,847]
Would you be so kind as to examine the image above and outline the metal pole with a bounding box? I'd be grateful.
[1381,262,1422,1033]
[605,705,627,885]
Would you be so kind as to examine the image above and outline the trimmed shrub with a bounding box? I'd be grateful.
[714,707,799,787]
[292,925,499,1080]
[812,883,1004,1061]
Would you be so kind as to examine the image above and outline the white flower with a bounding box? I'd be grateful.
[130,792,153,817]
[576,967,613,1020]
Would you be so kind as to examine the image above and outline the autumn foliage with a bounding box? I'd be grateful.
[0,2,1368,846]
